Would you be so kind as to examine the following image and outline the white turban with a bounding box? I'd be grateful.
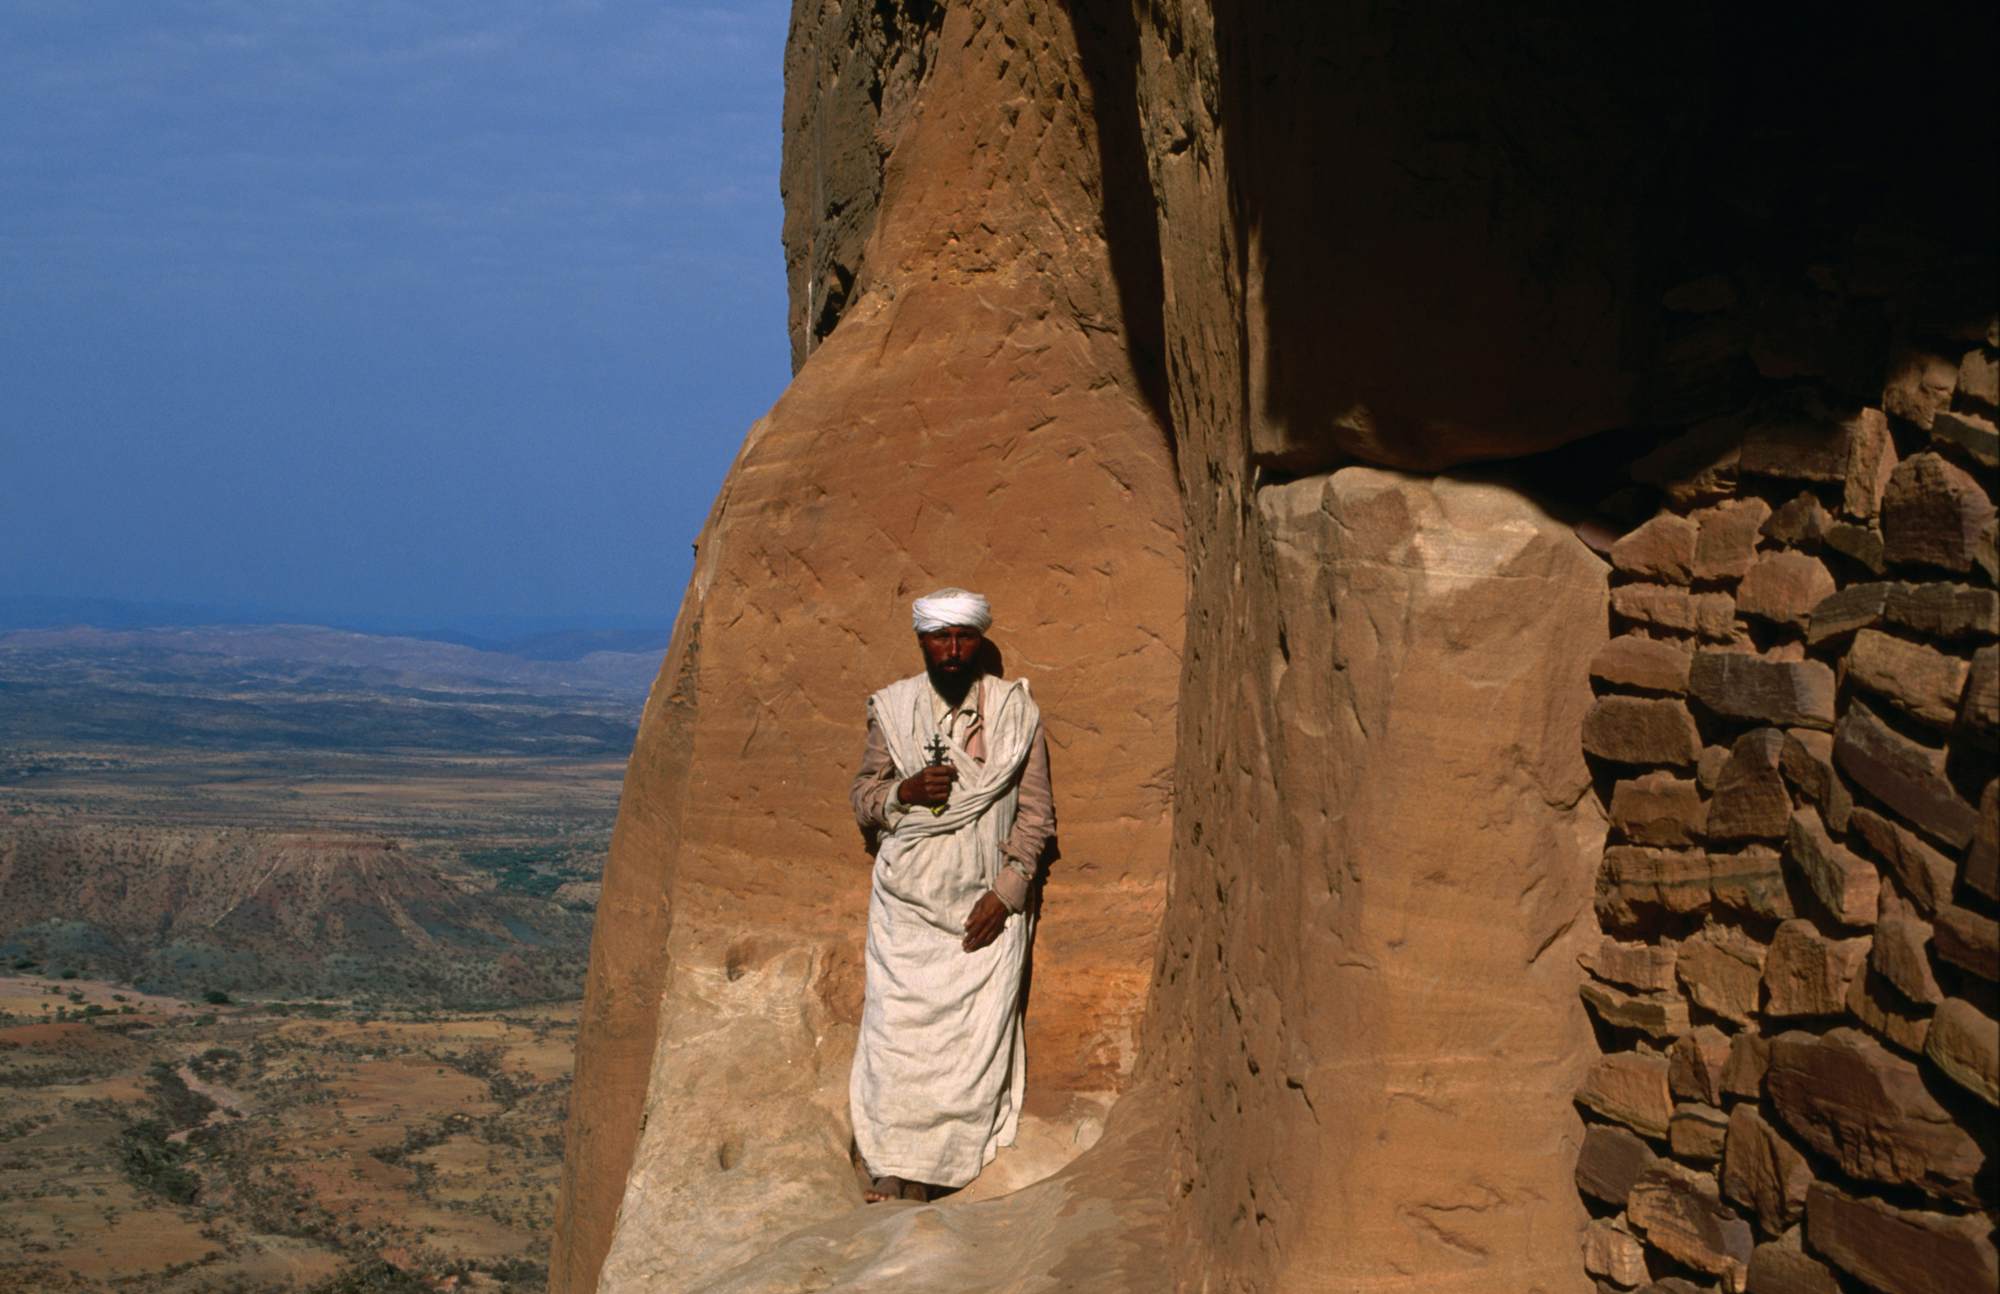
[911,587,993,634]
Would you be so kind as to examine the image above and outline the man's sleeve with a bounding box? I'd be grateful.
[851,713,905,830]
[994,724,1056,912]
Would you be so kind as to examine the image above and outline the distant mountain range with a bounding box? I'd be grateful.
[0,595,669,662]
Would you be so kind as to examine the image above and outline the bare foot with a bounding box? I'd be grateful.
[864,1175,932,1203]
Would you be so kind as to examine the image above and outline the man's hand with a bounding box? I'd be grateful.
[961,890,1010,952]
[897,765,957,809]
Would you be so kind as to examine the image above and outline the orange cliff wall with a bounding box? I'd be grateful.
[548,3,1185,1288]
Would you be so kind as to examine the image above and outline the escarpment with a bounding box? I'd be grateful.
[556,2,1995,1291]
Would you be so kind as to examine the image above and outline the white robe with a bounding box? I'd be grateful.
[849,672,1040,1188]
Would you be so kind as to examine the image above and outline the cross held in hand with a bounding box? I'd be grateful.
[924,733,950,767]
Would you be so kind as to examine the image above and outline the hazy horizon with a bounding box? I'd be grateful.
[2,1,792,627]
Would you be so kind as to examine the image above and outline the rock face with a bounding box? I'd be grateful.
[552,4,1185,1287]
[554,2,1998,1291]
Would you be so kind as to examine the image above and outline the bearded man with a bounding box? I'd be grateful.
[848,587,1057,1203]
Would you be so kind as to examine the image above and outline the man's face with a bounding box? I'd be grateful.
[918,625,984,676]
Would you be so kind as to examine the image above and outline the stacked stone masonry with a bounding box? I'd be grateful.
[1578,295,1998,1292]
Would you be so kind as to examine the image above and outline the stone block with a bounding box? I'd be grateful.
[1707,730,1791,842]
[1613,584,1738,640]
[1708,846,1792,921]
[1783,807,1878,928]
[1744,1230,1841,1294]
[1924,997,1998,1106]
[1822,521,1885,573]
[1613,513,1700,584]
[1585,936,1681,994]
[1587,696,1703,767]
[1804,582,1887,645]
[1965,781,1998,903]
[1697,744,1729,791]
[1598,847,1712,926]
[1960,644,1997,735]
[1611,773,1708,846]
[1931,408,1998,469]
[1762,920,1868,1018]
[1805,1182,1997,1294]
[1677,922,1767,1025]
[1842,407,1898,520]
[1881,452,1997,573]
[1932,904,1998,982]
[1776,731,1849,832]
[1582,1218,1650,1289]
[1834,704,1977,848]
[1846,629,1970,730]
[1958,347,1999,411]
[1883,581,1999,640]
[1689,653,1834,729]
[1767,1029,1983,1204]
[1870,914,1942,1006]
[1582,979,1693,1040]
[1736,554,1835,630]
[1668,1026,1730,1106]
[1692,499,1774,580]
[1847,968,1933,1056]
[1848,807,1956,916]
[1577,1120,1663,1206]
[1578,1050,1675,1139]
[1633,417,1741,510]
[1721,1032,1769,1099]
[1627,1161,1753,1286]
[1740,408,1849,483]
[1669,1102,1730,1162]
[1759,494,1831,550]
[1592,635,1694,694]
[1720,1105,1813,1236]
[1882,349,1958,429]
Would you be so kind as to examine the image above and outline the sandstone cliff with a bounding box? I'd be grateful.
[555,2,1995,1290]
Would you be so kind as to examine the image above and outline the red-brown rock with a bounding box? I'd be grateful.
[1965,781,1998,902]
[1677,922,1767,1025]
[1870,914,1943,1006]
[1848,807,1956,916]
[1745,1230,1841,1294]
[1586,696,1703,767]
[1932,408,1999,469]
[1689,653,1835,729]
[1763,920,1868,1018]
[1627,1161,1753,1286]
[1822,521,1886,573]
[1881,452,1997,573]
[1613,584,1737,641]
[1692,499,1774,581]
[1669,1102,1730,1163]
[1721,1032,1769,1099]
[1577,1120,1664,1206]
[1610,772,1708,846]
[1708,846,1793,921]
[1707,730,1791,842]
[1804,582,1887,645]
[1581,979,1692,1040]
[1883,350,1958,430]
[1720,1105,1813,1235]
[1766,1029,1984,1204]
[1804,1182,1997,1294]
[1777,730,1850,832]
[1783,807,1878,928]
[1884,581,2000,639]
[1612,514,1699,584]
[1736,554,1836,631]
[1760,494,1831,550]
[1584,936,1681,994]
[1841,406,1899,520]
[1834,704,1977,848]
[1847,968,1934,1055]
[1925,996,1998,1107]
[1668,1026,1730,1106]
[1592,634,1694,695]
[1961,643,1997,735]
[1577,1050,1675,1139]
[1845,629,1970,730]
[1958,347,1999,411]
[1582,1218,1650,1288]
[1932,904,1998,982]
[1598,847,1712,926]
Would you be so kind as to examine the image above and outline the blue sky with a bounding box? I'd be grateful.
[1,1,792,629]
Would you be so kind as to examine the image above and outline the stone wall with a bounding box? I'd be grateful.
[1577,292,1997,1289]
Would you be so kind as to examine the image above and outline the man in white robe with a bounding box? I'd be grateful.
[847,588,1057,1202]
